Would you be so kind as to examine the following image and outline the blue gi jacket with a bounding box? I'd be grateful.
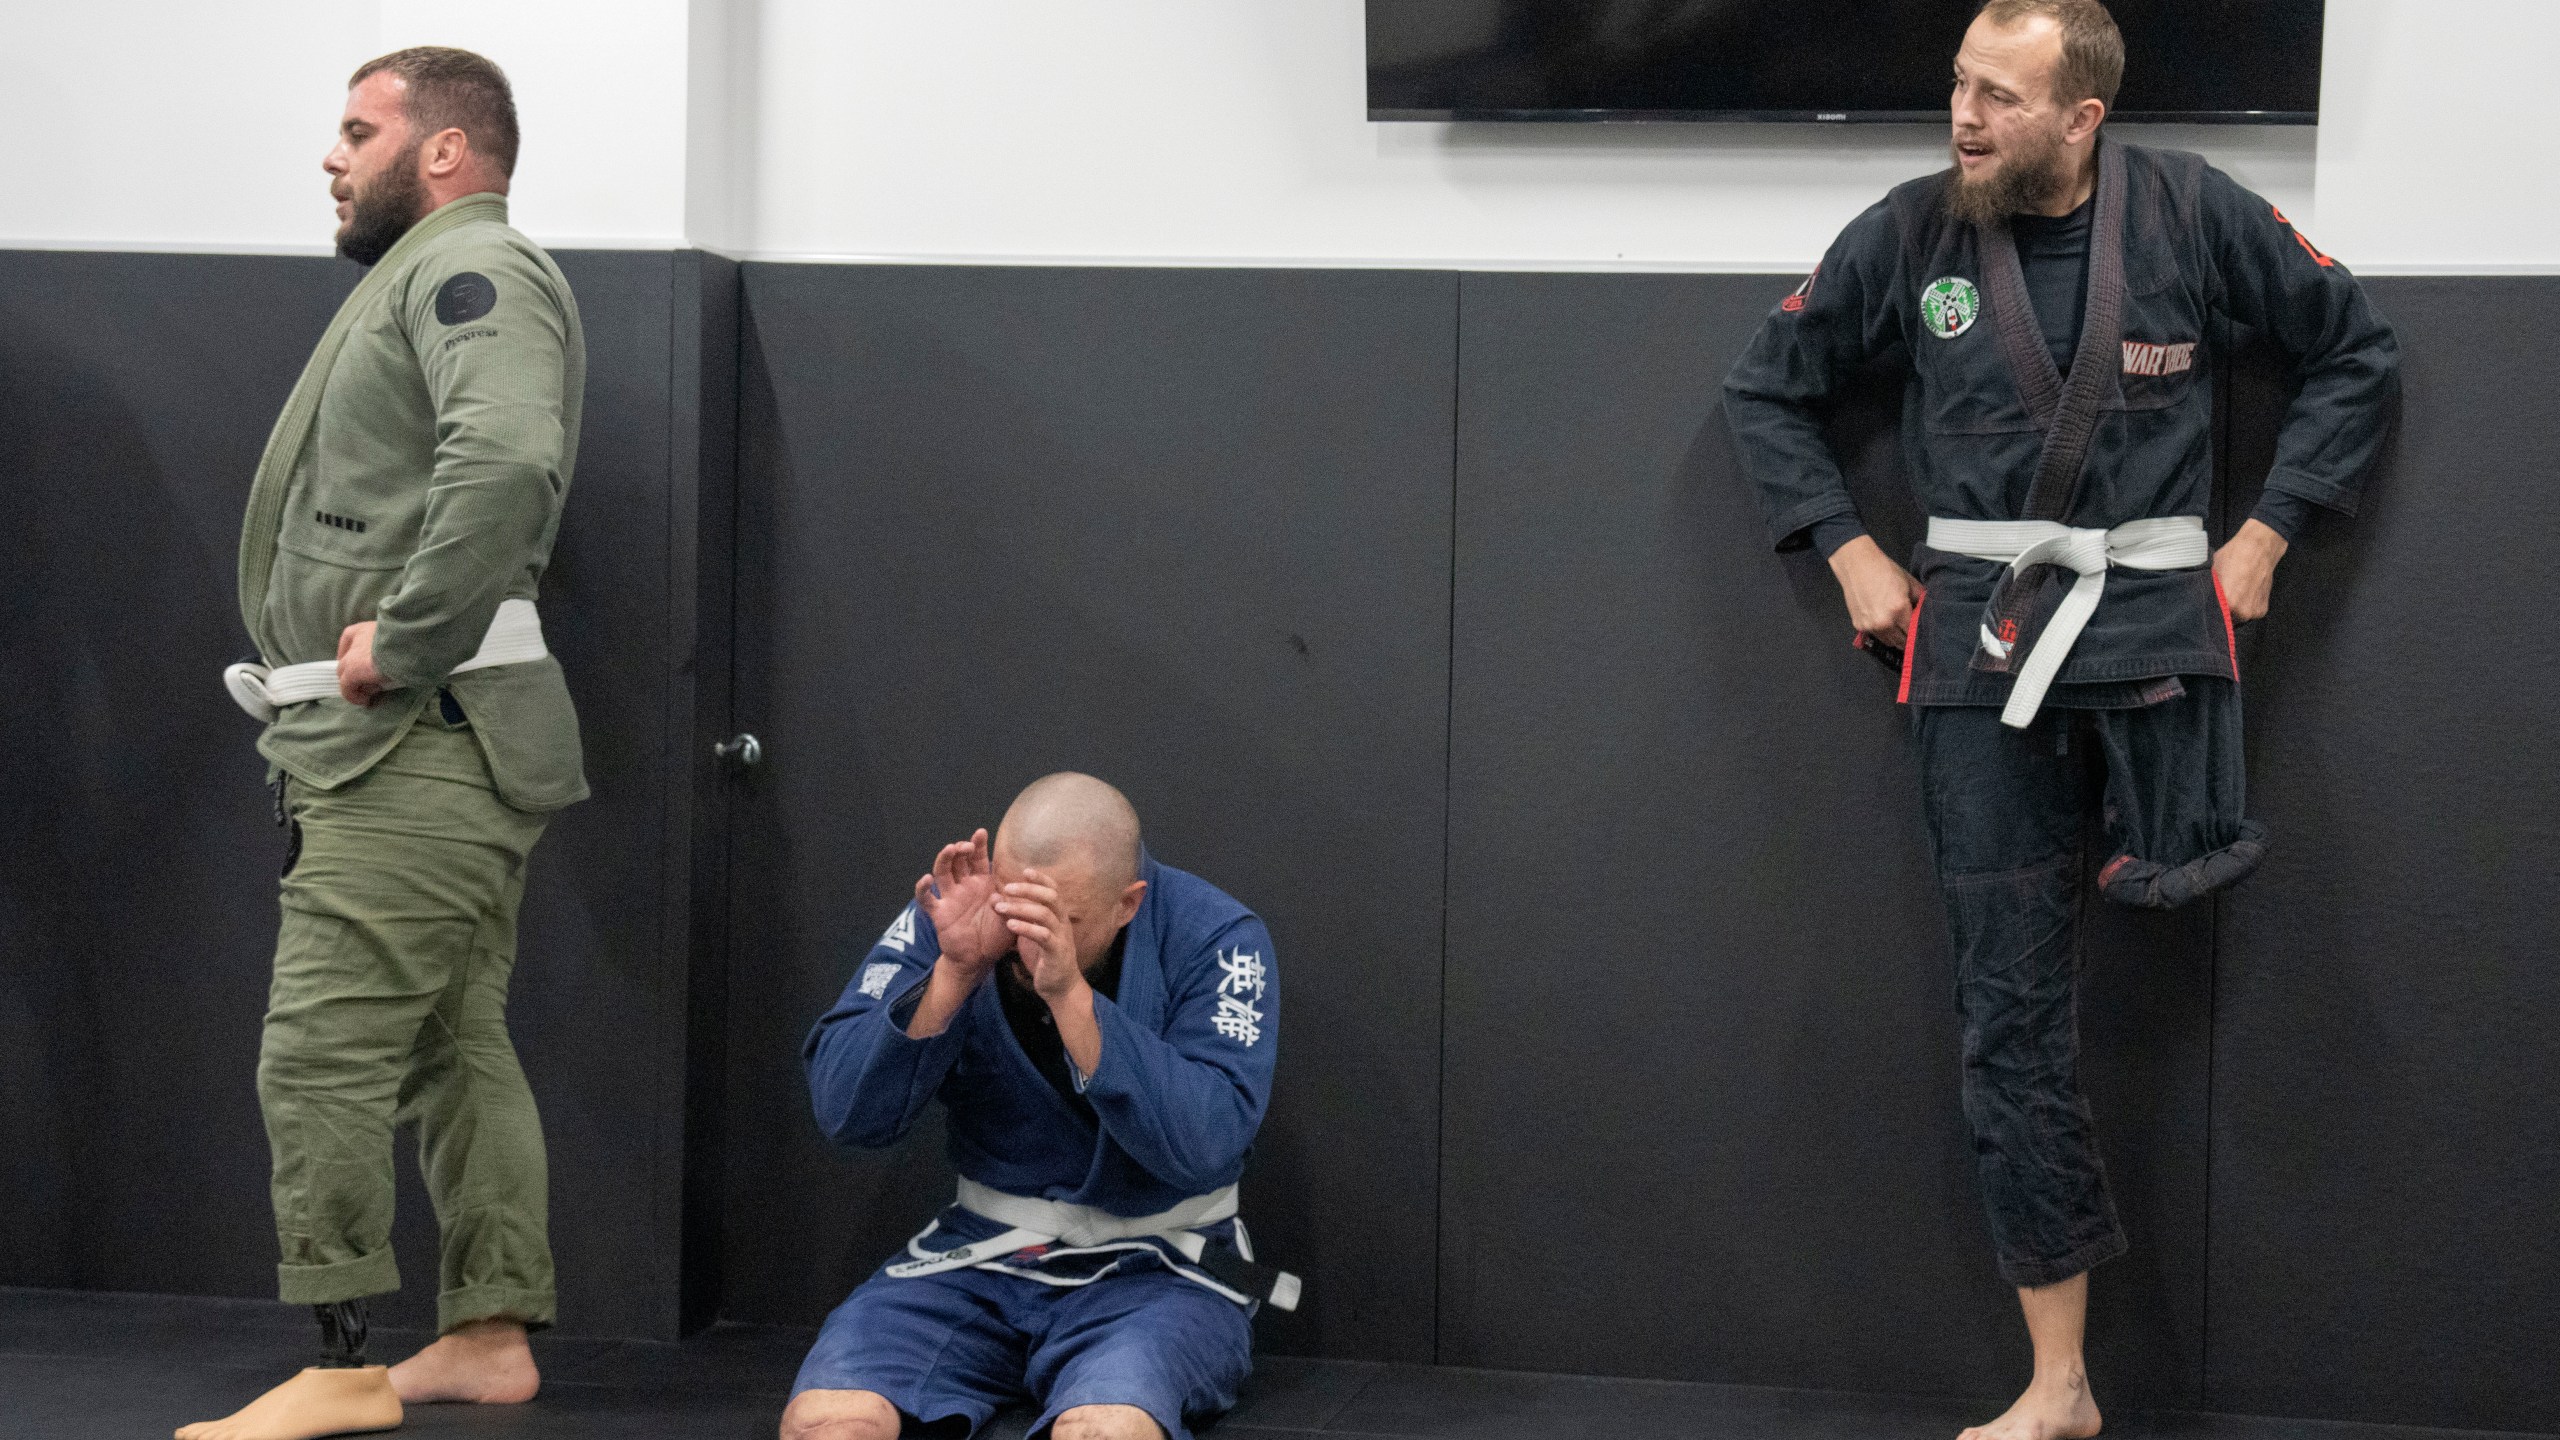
[806,853,1279,1219]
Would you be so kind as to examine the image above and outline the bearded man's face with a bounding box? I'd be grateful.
[1947,106,2071,227]
[334,140,428,265]
[1945,13,2082,227]
[323,72,432,267]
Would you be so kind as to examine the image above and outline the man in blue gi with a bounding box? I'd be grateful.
[1723,3,2395,1438]
[780,773,1290,1440]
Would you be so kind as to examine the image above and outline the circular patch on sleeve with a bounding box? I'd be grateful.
[1919,276,1980,339]
[434,272,499,325]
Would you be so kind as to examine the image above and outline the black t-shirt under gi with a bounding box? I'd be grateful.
[2012,199,2093,372]
[998,928,1128,1112]
[1724,138,2398,708]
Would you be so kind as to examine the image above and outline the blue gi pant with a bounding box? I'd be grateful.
[794,1254,1252,1440]
[1915,677,2265,1286]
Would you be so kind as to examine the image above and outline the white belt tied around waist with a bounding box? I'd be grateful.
[951,1177,1239,1247]
[222,598,548,724]
[886,1178,1301,1312]
[1927,515,2210,730]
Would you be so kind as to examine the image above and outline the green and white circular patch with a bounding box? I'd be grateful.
[1920,276,1981,339]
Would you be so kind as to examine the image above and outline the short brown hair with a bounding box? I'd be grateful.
[1977,0,2124,111]
[350,46,520,177]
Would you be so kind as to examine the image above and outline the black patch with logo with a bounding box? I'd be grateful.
[434,271,499,325]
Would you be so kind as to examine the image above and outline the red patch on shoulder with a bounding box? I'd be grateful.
[1780,264,1820,312]
[2270,205,2335,267]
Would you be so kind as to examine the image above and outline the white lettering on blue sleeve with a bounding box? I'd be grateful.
[858,962,903,999]
[1212,947,1266,1047]
[879,905,918,954]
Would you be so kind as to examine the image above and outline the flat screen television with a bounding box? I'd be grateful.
[1368,1,2323,124]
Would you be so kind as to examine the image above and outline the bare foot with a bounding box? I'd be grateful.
[387,1319,541,1405]
[174,1366,401,1440]
[1958,1368,2102,1440]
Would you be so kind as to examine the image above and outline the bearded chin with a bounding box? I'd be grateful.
[336,145,428,267]
[1946,136,2068,229]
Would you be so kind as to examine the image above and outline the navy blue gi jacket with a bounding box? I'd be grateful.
[806,853,1278,1218]
[1724,138,2398,705]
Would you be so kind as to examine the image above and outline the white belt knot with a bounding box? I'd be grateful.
[1926,516,2210,728]
[222,598,548,723]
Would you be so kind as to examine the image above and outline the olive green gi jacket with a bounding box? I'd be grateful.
[238,193,588,812]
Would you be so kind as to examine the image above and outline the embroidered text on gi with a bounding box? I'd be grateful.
[2122,340,2197,376]
[1213,948,1266,1046]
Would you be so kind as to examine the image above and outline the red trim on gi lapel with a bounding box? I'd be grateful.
[2210,572,2240,679]
[1898,589,1927,704]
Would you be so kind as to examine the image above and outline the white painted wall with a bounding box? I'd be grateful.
[375,0,695,248]
[0,2,375,252]
[0,0,698,252]
[3,0,2551,271]
[735,0,2322,270]
[2308,0,2560,272]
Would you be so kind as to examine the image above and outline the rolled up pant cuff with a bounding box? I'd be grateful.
[278,1249,402,1306]
[1997,1229,2128,1289]
[440,1283,556,1334]
[2098,819,2270,910]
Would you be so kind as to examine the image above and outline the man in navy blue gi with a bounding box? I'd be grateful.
[1723,3,2395,1438]
[779,773,1287,1440]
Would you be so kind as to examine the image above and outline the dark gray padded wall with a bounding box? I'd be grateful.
[6,246,2553,1430]
[2203,277,2560,1434]
[716,264,1453,1362]
[1439,272,2212,1406]
[0,248,718,1341]
[0,253,351,1301]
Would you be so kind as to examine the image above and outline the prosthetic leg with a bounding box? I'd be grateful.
[171,1301,402,1440]
[313,1302,373,1370]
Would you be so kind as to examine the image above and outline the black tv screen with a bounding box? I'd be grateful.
[1369,1,2324,124]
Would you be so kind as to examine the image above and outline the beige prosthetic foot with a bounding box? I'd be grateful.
[173,1366,402,1440]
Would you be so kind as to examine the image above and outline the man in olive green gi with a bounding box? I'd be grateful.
[182,47,585,1440]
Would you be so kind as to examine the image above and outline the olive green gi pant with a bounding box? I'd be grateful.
[260,710,555,1333]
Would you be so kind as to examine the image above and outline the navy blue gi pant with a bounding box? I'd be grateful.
[1914,676,2266,1286]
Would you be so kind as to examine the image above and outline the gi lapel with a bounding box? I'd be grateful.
[1116,855,1168,1034]
[1979,135,2127,521]
[1968,139,2128,675]
[1067,860,1167,1186]
[235,194,509,657]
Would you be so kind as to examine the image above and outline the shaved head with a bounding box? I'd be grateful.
[994,773,1142,895]
[990,773,1146,974]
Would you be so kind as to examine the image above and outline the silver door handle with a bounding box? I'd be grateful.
[713,733,762,767]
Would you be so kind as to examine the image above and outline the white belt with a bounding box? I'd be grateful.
[223,598,548,723]
[887,1178,1300,1312]
[1927,516,2209,729]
